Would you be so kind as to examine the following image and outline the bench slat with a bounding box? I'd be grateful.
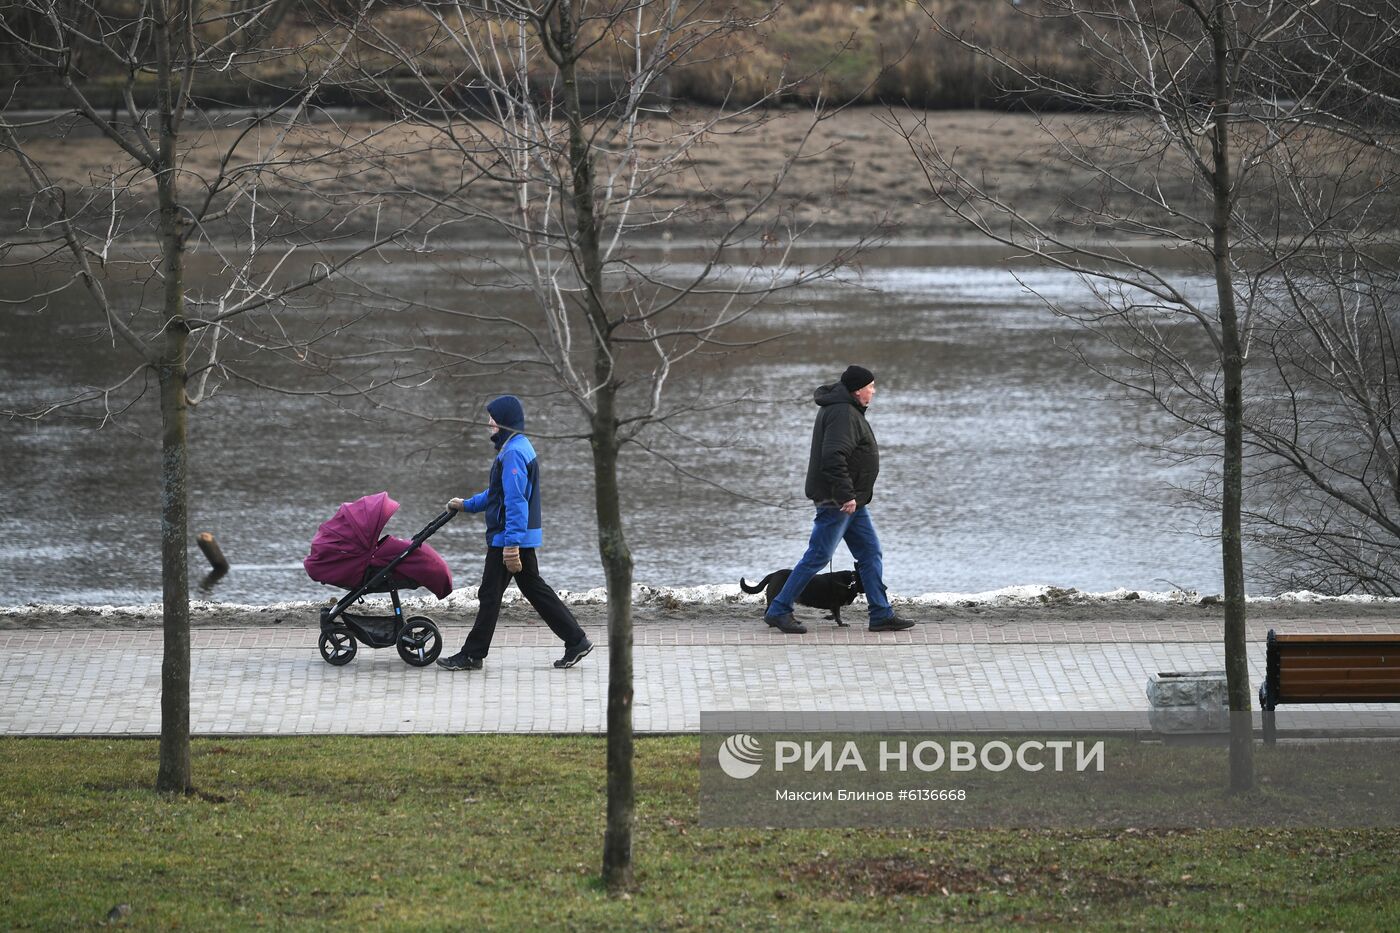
[1282,650,1400,664]
[1271,683,1400,697]
[1279,678,1400,692]
[1273,633,1400,644]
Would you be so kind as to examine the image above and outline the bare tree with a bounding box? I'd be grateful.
[1243,251,1400,594]
[338,0,880,889]
[1225,4,1400,588]
[890,0,1400,791]
[0,0,437,792]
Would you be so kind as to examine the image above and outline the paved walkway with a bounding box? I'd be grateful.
[2,618,1398,735]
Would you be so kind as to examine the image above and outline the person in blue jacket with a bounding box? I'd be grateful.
[437,395,592,670]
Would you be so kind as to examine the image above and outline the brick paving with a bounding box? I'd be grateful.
[2,618,1397,736]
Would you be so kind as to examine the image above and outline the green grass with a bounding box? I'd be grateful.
[1,736,1397,930]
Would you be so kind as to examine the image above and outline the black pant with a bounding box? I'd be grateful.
[461,546,586,657]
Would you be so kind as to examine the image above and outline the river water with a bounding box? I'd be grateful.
[0,242,1228,607]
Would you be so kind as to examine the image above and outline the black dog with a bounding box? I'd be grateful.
[740,568,864,627]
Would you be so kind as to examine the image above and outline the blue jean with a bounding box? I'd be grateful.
[764,506,893,622]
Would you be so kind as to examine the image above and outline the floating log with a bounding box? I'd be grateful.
[199,569,227,592]
[197,532,230,573]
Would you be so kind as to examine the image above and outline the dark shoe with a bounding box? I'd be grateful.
[555,637,593,669]
[869,615,916,632]
[436,651,483,671]
[765,612,807,635]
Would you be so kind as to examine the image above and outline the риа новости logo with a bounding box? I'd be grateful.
[718,734,763,779]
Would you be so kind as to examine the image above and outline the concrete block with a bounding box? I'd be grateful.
[1146,670,1228,733]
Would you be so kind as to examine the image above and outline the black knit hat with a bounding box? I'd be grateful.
[486,395,525,430]
[840,365,875,393]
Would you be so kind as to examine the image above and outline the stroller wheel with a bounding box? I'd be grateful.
[319,629,357,666]
[397,616,443,667]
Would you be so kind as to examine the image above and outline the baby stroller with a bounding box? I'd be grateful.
[304,492,456,667]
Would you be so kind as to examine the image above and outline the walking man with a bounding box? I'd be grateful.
[764,366,917,635]
[437,395,593,670]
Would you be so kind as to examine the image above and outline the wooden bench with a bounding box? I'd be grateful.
[1259,630,1400,743]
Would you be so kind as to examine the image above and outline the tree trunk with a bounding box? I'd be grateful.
[1208,0,1253,792]
[1221,313,1253,792]
[554,0,635,889]
[592,402,635,893]
[154,0,193,795]
[156,349,192,794]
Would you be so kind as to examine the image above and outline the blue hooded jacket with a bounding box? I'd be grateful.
[461,397,544,548]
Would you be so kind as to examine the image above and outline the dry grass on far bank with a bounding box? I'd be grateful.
[0,109,1173,243]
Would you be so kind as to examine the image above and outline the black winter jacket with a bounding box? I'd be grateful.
[804,383,880,506]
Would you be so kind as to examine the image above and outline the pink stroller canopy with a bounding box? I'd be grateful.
[304,492,453,598]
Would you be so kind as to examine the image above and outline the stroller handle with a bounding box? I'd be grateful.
[414,508,457,543]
